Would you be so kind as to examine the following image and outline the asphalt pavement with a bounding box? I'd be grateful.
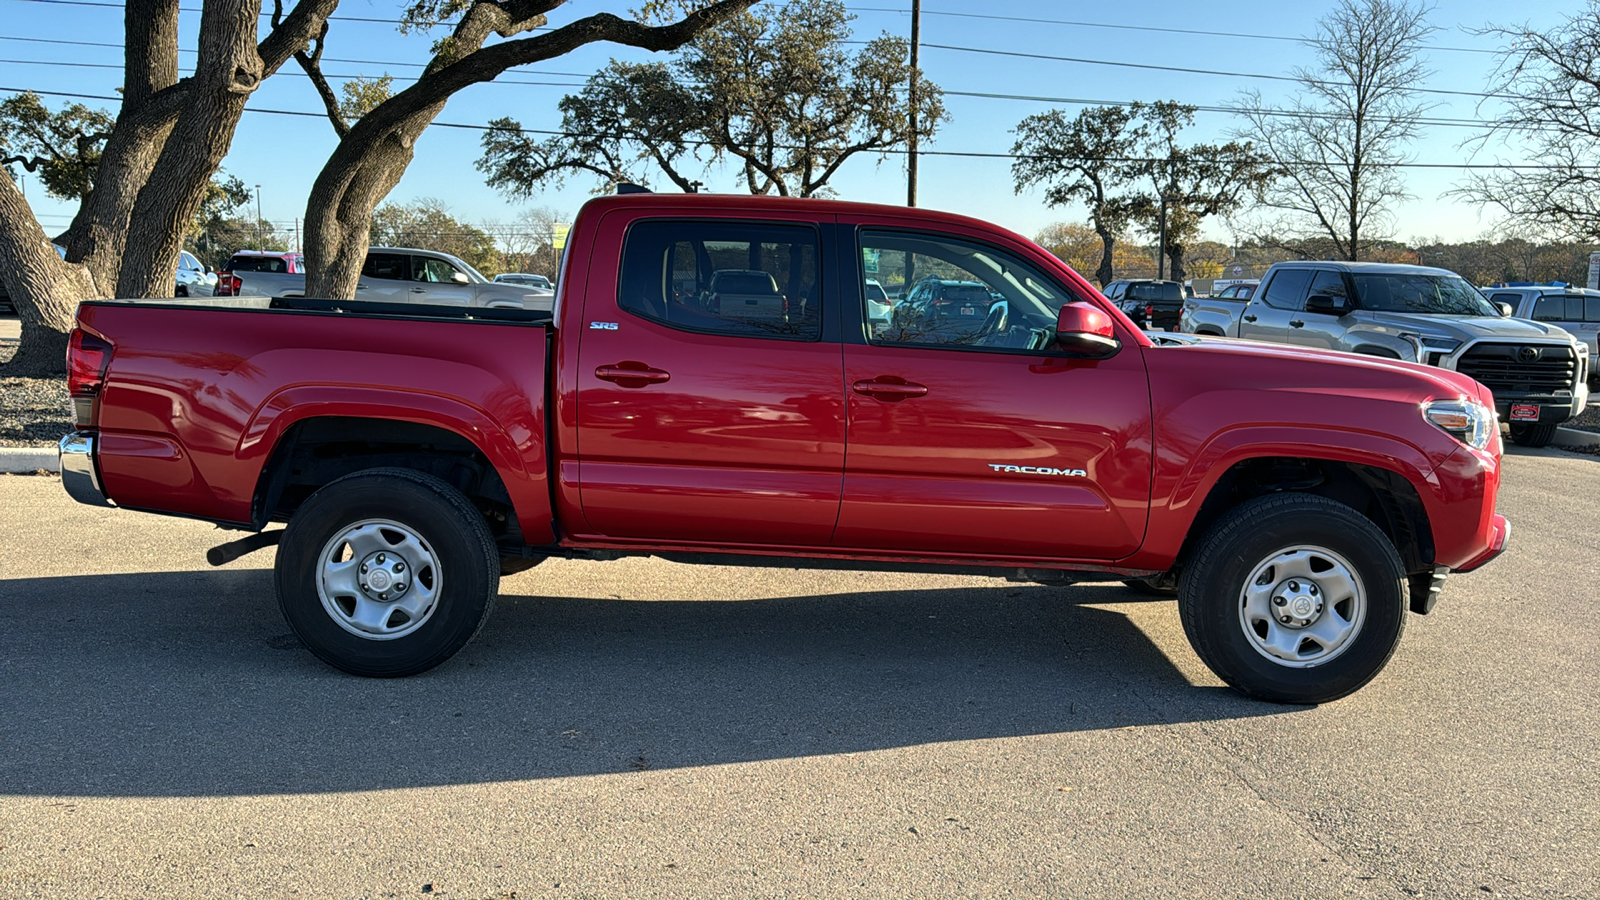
[0,447,1597,898]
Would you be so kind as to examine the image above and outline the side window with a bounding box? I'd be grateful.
[617,220,821,340]
[1586,296,1600,322]
[362,253,407,281]
[1564,295,1585,321]
[1260,269,1313,310]
[1531,296,1564,321]
[861,229,1078,352]
[1307,270,1350,308]
[412,256,460,284]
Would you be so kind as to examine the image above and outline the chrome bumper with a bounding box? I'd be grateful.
[59,432,113,507]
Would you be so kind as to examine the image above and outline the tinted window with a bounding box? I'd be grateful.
[861,229,1077,351]
[618,220,820,340]
[1587,296,1600,322]
[362,253,408,280]
[1127,282,1180,303]
[1307,270,1349,307]
[228,255,288,274]
[1531,296,1563,321]
[1261,269,1313,310]
[1564,295,1585,321]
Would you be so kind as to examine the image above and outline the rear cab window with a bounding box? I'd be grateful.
[1260,269,1313,310]
[617,220,821,340]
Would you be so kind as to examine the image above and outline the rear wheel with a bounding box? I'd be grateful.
[1178,494,1406,704]
[1508,422,1557,448]
[274,467,499,677]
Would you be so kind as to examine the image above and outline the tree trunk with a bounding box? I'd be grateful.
[0,176,101,376]
[117,1,266,299]
[1168,244,1186,285]
[1095,230,1116,287]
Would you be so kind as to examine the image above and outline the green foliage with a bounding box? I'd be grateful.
[477,0,944,198]
[370,198,502,274]
[339,76,395,123]
[0,92,114,201]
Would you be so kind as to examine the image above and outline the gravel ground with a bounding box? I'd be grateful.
[1566,397,1600,433]
[0,340,73,448]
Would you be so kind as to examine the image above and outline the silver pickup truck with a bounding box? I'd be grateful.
[214,247,551,311]
[1180,261,1591,447]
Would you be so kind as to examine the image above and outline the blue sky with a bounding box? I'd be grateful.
[0,0,1578,247]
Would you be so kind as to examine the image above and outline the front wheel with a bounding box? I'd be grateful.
[1178,494,1406,704]
[1508,422,1557,448]
[274,467,499,677]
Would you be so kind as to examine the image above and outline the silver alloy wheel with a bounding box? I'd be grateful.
[1238,544,1366,668]
[315,518,442,641]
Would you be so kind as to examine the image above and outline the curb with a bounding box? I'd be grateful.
[0,447,59,474]
[1552,426,1600,449]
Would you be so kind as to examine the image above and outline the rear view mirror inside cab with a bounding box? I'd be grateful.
[1055,302,1120,358]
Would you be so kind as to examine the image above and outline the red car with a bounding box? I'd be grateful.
[58,193,1508,703]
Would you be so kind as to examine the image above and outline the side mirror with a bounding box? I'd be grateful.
[1497,302,1514,317]
[1055,302,1120,358]
[1305,293,1352,315]
[451,271,471,285]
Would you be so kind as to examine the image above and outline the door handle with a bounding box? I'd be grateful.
[596,362,671,387]
[410,287,427,293]
[1289,320,1305,328]
[852,377,929,401]
[1242,314,1258,322]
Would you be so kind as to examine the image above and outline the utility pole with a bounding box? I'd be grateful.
[907,0,920,207]
[255,184,263,250]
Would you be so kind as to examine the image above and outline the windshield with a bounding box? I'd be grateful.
[1351,273,1497,316]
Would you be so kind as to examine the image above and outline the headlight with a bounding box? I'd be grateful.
[1401,332,1463,355]
[1422,398,1495,450]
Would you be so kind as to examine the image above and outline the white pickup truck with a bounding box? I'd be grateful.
[214,247,551,311]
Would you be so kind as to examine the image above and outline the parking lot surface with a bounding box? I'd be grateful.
[0,447,1596,898]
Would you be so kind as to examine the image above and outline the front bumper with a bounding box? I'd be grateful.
[59,432,113,507]
[1455,513,1511,573]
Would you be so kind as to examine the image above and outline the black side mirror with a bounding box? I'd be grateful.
[1305,293,1351,315]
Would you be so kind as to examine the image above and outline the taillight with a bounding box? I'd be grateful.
[216,272,241,296]
[66,328,113,428]
[1145,303,1155,317]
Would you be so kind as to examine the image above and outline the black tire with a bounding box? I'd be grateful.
[1508,422,1557,448]
[274,467,499,677]
[175,284,188,298]
[1122,577,1178,597]
[1178,493,1406,704]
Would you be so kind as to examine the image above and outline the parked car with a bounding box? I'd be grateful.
[493,272,553,292]
[889,277,1005,343]
[1484,283,1600,389]
[1102,279,1185,331]
[215,247,550,311]
[864,278,892,334]
[58,191,1512,704]
[174,250,216,298]
[0,243,67,314]
[1179,261,1591,447]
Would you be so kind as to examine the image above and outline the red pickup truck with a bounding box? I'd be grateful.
[57,193,1509,703]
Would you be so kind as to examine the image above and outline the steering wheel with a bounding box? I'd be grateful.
[978,300,1009,338]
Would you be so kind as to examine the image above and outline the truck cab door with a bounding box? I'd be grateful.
[834,223,1151,561]
[1286,269,1353,351]
[570,213,846,546]
[357,252,410,301]
[1239,268,1312,343]
[406,256,473,306]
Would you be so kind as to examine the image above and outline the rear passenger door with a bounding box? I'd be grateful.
[357,252,411,301]
[1239,268,1311,342]
[572,214,845,546]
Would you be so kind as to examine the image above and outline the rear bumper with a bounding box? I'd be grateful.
[59,432,113,507]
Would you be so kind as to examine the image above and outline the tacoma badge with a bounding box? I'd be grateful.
[989,464,1088,477]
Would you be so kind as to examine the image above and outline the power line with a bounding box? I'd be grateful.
[922,43,1512,101]
[850,5,1500,55]
[3,83,1587,170]
[0,56,589,88]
